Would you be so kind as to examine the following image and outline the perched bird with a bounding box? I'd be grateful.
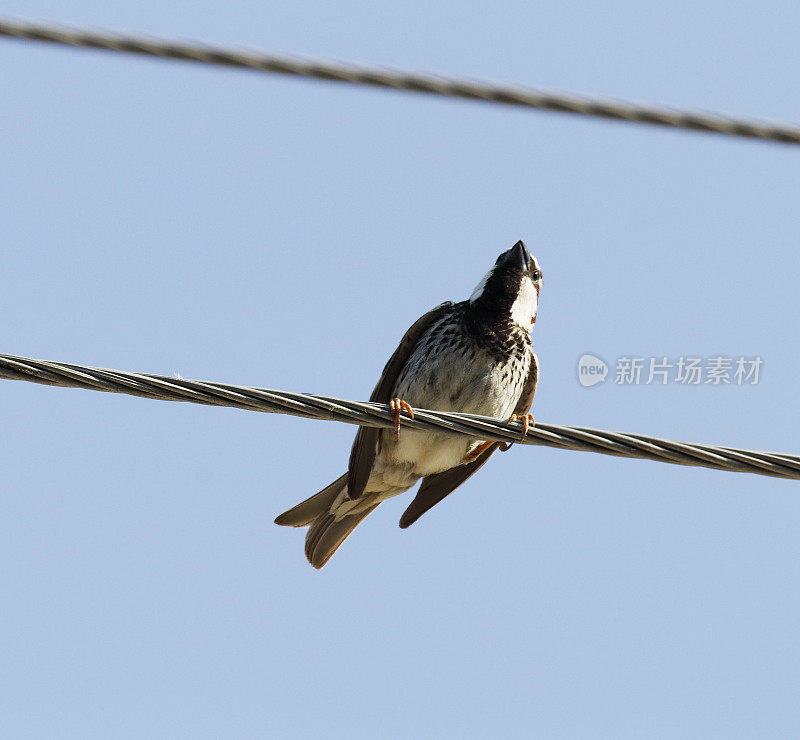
[275,240,542,568]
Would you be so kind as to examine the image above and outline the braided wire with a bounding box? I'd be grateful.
[1,353,797,481]
[1,17,800,144]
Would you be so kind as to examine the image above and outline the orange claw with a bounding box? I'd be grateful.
[389,398,414,440]
[463,440,494,464]
[499,413,535,452]
[464,413,535,462]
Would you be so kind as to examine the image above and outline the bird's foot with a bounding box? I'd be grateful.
[389,398,414,440]
[499,413,535,452]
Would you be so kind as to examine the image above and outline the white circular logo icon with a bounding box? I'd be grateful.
[577,354,608,387]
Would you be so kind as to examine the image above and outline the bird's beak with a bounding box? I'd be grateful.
[498,240,529,270]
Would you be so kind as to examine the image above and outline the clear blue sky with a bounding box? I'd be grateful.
[2,2,799,737]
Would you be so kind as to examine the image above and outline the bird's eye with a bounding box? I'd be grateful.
[531,270,541,281]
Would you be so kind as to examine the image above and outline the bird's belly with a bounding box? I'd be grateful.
[386,430,472,478]
[384,352,529,478]
[402,351,524,417]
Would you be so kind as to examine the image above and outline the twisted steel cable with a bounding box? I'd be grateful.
[1,353,798,481]
[2,18,800,144]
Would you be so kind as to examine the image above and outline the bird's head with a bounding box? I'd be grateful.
[469,240,542,329]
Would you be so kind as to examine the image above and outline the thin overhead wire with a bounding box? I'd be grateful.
[1,353,798,481]
[2,17,800,145]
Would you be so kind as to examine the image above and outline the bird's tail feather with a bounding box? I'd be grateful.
[274,472,378,568]
[274,472,348,527]
[304,504,379,569]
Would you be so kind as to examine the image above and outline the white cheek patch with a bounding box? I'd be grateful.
[510,276,538,327]
[469,267,493,302]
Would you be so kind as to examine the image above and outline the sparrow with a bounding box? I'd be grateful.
[275,240,542,568]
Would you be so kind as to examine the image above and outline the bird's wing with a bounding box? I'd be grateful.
[512,348,539,418]
[398,348,539,527]
[347,302,453,500]
[398,443,499,528]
